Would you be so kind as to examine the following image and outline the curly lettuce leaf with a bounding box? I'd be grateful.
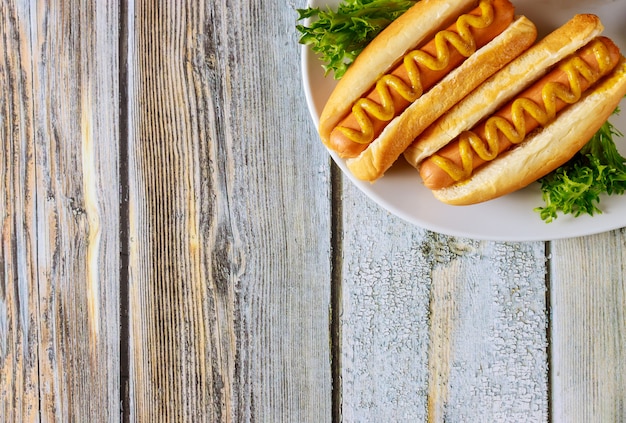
[296,0,418,79]
[535,107,626,223]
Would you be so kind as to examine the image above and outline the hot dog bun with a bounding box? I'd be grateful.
[318,0,478,142]
[418,35,622,191]
[431,57,626,205]
[403,13,605,167]
[317,0,537,181]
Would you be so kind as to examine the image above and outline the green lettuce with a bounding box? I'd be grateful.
[296,0,418,79]
[535,107,626,223]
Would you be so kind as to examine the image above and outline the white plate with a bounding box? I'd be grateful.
[301,0,626,241]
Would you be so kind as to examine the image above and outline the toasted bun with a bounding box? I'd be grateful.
[318,0,478,144]
[431,57,626,205]
[404,14,605,167]
[345,15,537,181]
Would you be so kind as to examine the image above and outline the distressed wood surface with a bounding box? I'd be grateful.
[1,0,625,422]
[550,232,626,423]
[124,0,332,422]
[0,1,39,420]
[1,0,122,421]
[339,183,550,422]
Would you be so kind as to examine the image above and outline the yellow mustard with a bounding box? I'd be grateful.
[430,38,613,182]
[336,0,496,145]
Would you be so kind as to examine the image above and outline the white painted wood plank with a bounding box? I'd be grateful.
[339,191,432,422]
[340,182,548,421]
[550,230,626,423]
[428,241,548,422]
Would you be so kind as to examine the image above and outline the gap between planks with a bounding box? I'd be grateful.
[118,0,131,420]
[330,160,344,423]
[544,239,553,423]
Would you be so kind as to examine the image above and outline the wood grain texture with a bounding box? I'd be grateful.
[0,1,39,421]
[32,1,121,421]
[550,230,626,423]
[126,0,332,421]
[1,0,121,421]
[2,0,625,421]
[340,182,549,422]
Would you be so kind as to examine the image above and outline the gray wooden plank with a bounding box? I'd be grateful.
[32,2,122,420]
[125,0,332,421]
[0,0,122,421]
[0,0,40,420]
[550,230,626,422]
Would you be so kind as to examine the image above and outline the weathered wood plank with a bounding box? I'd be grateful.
[2,1,121,421]
[339,199,432,422]
[340,183,549,421]
[0,1,39,421]
[550,230,626,423]
[126,0,332,421]
[0,2,120,421]
[428,240,548,422]
[30,1,122,421]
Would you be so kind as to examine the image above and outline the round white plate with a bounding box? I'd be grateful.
[301,0,626,241]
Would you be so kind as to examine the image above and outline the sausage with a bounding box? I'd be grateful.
[419,36,622,190]
[328,0,515,158]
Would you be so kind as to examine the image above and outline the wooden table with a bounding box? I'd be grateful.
[1,1,624,421]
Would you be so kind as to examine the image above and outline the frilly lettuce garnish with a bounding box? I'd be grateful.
[535,107,626,222]
[296,0,418,79]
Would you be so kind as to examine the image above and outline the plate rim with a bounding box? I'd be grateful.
[300,0,626,241]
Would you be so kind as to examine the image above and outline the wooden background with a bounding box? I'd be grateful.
[1,0,624,422]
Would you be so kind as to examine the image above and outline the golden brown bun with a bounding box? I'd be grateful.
[345,15,537,181]
[318,0,478,145]
[404,14,605,167]
[431,57,626,205]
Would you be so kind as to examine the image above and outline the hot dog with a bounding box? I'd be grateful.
[404,13,606,165]
[402,14,626,205]
[419,37,622,191]
[318,0,537,181]
[431,59,626,205]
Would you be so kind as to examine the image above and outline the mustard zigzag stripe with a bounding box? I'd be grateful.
[431,38,613,182]
[337,0,496,145]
